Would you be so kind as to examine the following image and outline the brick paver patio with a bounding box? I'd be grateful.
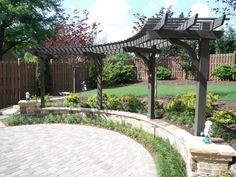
[0,124,157,177]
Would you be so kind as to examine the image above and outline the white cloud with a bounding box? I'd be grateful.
[191,2,210,17]
[148,1,157,12]
[164,0,177,8]
[89,0,132,43]
[148,0,177,14]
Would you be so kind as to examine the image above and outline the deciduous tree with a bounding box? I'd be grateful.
[45,9,101,92]
[0,0,63,60]
[210,0,236,16]
[215,26,236,53]
[45,9,101,48]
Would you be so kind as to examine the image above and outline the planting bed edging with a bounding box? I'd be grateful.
[18,100,236,177]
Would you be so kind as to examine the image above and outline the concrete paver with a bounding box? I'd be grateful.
[0,124,157,177]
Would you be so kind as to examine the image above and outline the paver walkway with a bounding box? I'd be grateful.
[0,124,157,177]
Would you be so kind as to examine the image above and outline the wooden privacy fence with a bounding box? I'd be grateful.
[51,62,89,95]
[134,52,236,81]
[0,61,36,108]
[0,52,235,108]
[0,61,89,108]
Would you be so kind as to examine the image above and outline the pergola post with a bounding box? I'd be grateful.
[147,54,156,119]
[194,39,210,136]
[39,58,45,108]
[124,47,161,119]
[94,56,104,110]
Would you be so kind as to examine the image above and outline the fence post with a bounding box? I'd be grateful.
[40,58,45,108]
[234,51,236,81]
[50,59,53,95]
[17,59,21,100]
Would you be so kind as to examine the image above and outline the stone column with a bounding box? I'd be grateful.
[18,100,37,115]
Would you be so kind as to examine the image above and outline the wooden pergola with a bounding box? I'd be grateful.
[28,14,227,136]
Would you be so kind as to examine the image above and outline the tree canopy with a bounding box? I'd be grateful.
[215,27,236,53]
[45,9,101,48]
[0,0,63,60]
[211,0,236,16]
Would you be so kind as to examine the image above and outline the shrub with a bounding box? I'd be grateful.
[212,122,236,141]
[164,95,185,112]
[87,93,111,108]
[63,93,79,107]
[163,111,194,127]
[106,96,120,109]
[113,62,136,83]
[212,64,236,80]
[164,92,218,117]
[45,94,50,103]
[87,94,145,113]
[31,95,38,101]
[116,95,145,113]
[211,110,236,125]
[156,66,171,80]
[103,61,136,86]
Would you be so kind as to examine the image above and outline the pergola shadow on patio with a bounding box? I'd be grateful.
[28,14,228,136]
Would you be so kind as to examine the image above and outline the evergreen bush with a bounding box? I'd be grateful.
[103,61,136,86]
[156,66,171,80]
[213,64,236,80]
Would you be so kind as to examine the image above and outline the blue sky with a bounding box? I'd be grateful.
[62,0,235,43]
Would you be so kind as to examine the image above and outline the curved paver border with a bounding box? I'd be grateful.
[37,107,236,177]
[0,124,157,177]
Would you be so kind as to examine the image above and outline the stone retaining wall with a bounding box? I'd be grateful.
[18,101,236,177]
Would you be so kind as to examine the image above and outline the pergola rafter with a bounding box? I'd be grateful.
[28,14,228,136]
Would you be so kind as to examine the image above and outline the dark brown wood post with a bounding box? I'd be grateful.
[40,58,45,108]
[17,59,21,101]
[123,47,161,119]
[194,39,209,136]
[147,53,156,119]
[95,57,103,110]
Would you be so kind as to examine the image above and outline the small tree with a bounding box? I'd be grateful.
[45,10,101,48]
[45,9,101,92]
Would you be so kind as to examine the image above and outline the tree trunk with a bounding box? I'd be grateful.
[73,67,76,93]
[0,25,5,61]
[0,53,3,61]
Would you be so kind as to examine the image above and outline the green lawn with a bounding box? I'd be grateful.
[81,83,236,102]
